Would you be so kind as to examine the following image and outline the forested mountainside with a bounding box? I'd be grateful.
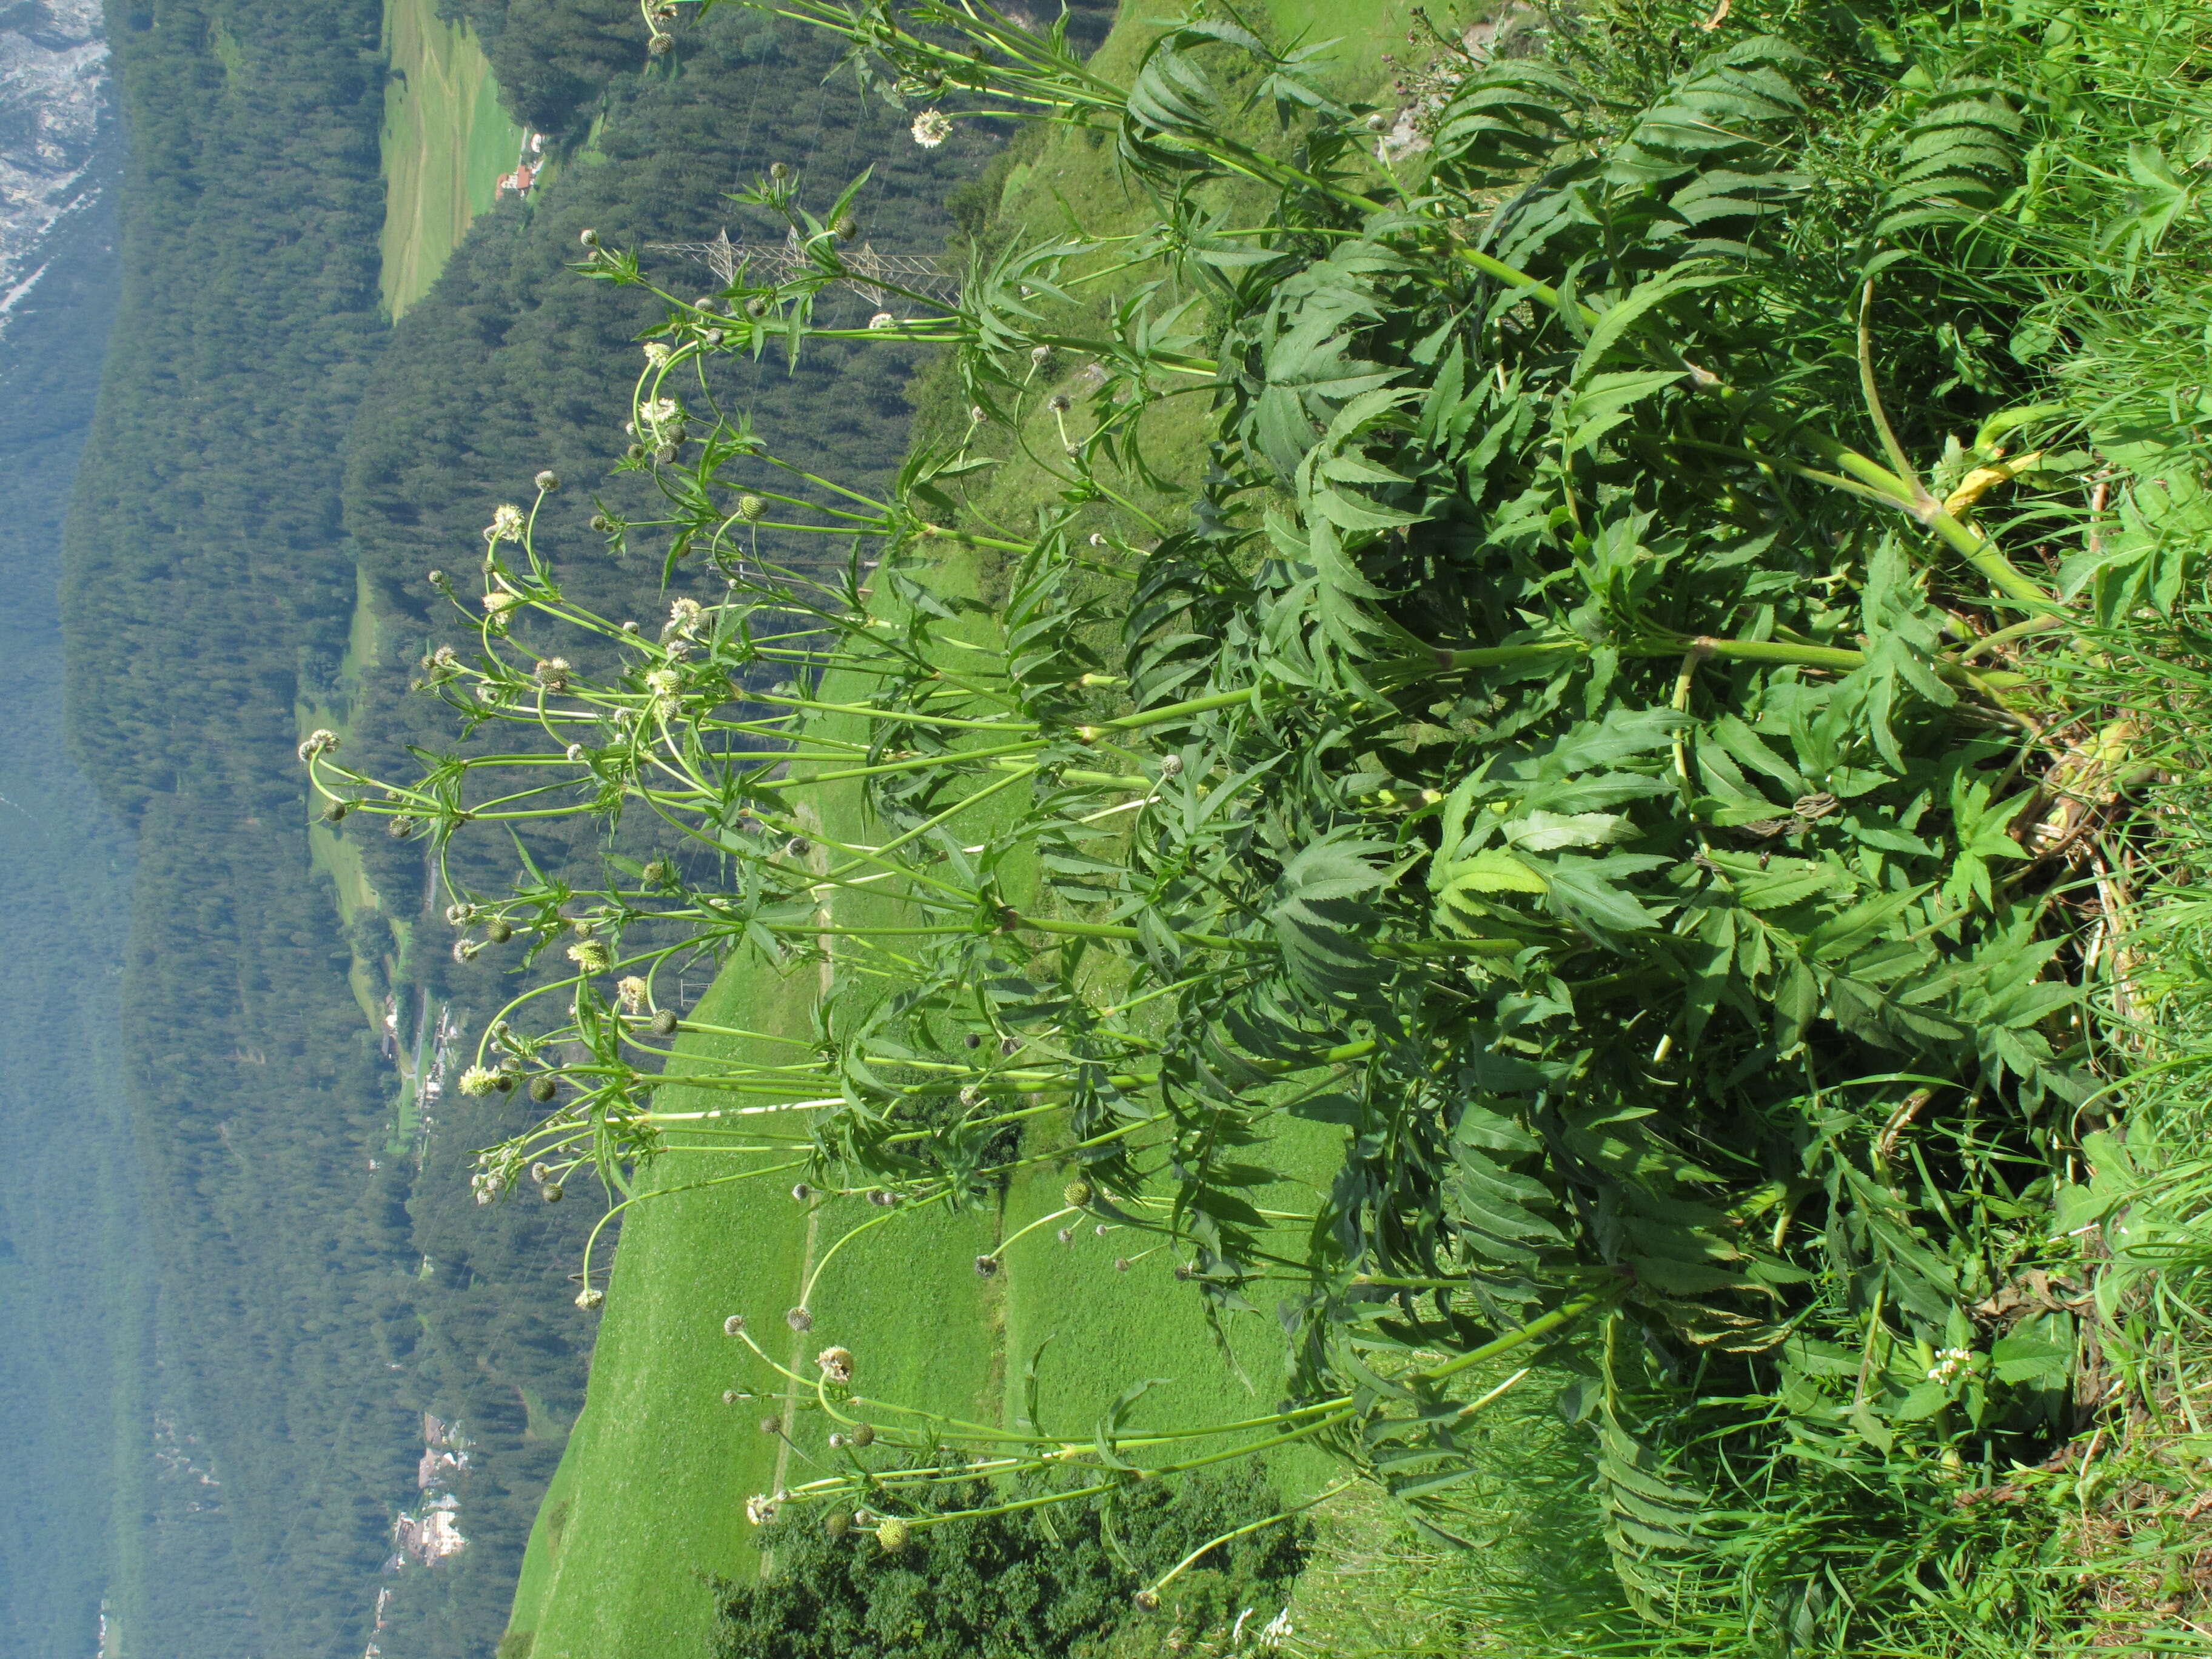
[57,0,985,1652]
[62,1,412,1652]
[0,139,134,1659]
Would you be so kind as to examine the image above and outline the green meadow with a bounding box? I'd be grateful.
[379,0,525,318]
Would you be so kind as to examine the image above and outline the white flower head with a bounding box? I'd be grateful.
[617,974,649,1013]
[665,596,705,637]
[643,341,673,367]
[458,1066,499,1097]
[745,1493,781,1526]
[297,728,340,763]
[488,503,526,543]
[481,589,525,616]
[640,395,680,426]
[574,1287,604,1310]
[868,311,897,330]
[565,743,586,763]
[910,108,953,148]
[1926,1346,1975,1384]
[1258,1609,1294,1650]
[568,939,612,974]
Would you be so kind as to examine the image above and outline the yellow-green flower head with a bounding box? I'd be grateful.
[643,342,672,367]
[643,668,682,702]
[458,1065,500,1096]
[737,494,768,521]
[910,109,952,148]
[481,589,525,617]
[616,974,648,1013]
[567,939,612,974]
[876,1517,910,1552]
[574,1287,604,1310]
[487,503,526,542]
[664,596,705,637]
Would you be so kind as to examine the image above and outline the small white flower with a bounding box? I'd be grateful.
[458,1066,499,1097]
[643,341,672,366]
[1258,1608,1294,1650]
[617,974,648,1013]
[297,728,339,762]
[665,597,705,637]
[487,503,526,542]
[1925,1346,1975,1384]
[568,939,612,974]
[565,743,586,763]
[868,311,897,330]
[481,589,525,616]
[745,1492,781,1526]
[640,395,680,425]
[910,108,953,148]
[575,1287,605,1311]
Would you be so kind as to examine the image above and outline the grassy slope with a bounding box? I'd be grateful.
[379,0,524,318]
[503,7,1461,1655]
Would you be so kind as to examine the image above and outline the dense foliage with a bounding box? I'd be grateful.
[714,1472,1305,1659]
[337,0,2212,1646]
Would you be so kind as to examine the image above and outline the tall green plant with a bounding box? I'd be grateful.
[313,0,2212,1637]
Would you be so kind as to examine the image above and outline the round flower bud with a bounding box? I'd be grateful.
[494,1073,516,1094]
[646,31,672,55]
[625,444,646,461]
[722,1389,741,1406]
[540,1182,563,1203]
[1063,1179,1093,1208]
[974,1255,999,1278]
[531,1162,551,1182]
[721,1313,747,1337]
[1030,345,1050,365]
[737,494,768,521]
[1367,113,1388,132]
[1134,1589,1160,1610]
[427,569,446,588]
[769,162,790,181]
[745,298,768,318]
[876,1517,909,1553]
[825,1510,851,1538]
[832,215,857,241]
[575,1287,605,1310]
[1056,1228,1074,1245]
[791,1183,813,1203]
[785,1305,813,1332]
[828,1432,846,1449]
[758,1414,782,1436]
[848,1422,875,1448]
[1159,754,1184,777]
[867,1189,894,1207]
[1048,393,1071,412]
[817,1346,854,1382]
[534,469,560,492]
[589,514,614,532]
[964,1033,981,1049]
[651,1010,679,1036]
[529,1075,556,1103]
[486,920,514,943]
[1115,1257,1131,1272]
[579,227,600,248]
